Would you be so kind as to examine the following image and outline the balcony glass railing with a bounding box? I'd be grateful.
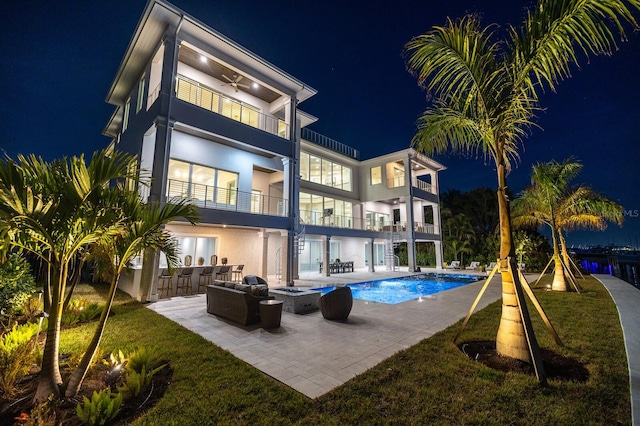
[175,75,289,139]
[298,211,439,234]
[167,179,287,217]
[387,175,405,188]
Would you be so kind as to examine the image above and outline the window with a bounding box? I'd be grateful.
[370,166,382,185]
[386,161,405,188]
[251,190,261,213]
[160,236,217,267]
[299,192,352,228]
[122,98,130,132]
[167,159,238,206]
[299,150,352,191]
[136,75,145,112]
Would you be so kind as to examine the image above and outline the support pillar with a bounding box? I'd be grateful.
[369,238,375,272]
[435,240,443,270]
[259,232,269,279]
[324,236,331,277]
[139,247,160,303]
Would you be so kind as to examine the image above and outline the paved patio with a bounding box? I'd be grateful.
[146,268,502,398]
[146,269,639,423]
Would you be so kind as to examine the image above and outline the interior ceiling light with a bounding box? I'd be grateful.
[252,82,259,89]
[200,55,207,63]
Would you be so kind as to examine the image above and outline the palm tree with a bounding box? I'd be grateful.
[0,150,137,400]
[405,0,639,364]
[513,159,582,291]
[64,189,199,397]
[513,159,623,291]
[554,181,623,275]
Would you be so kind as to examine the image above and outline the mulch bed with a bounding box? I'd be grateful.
[0,359,172,425]
[459,340,589,382]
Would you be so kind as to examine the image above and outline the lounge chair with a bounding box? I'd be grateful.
[465,261,480,271]
[518,263,526,273]
[487,262,497,272]
[446,260,461,270]
[319,286,353,321]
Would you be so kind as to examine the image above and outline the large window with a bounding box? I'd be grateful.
[167,159,238,206]
[160,236,217,267]
[299,192,353,228]
[300,151,352,191]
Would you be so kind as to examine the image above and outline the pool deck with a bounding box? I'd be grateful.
[146,269,640,422]
[146,268,501,398]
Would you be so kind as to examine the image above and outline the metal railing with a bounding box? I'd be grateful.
[175,75,289,139]
[302,128,359,159]
[166,179,287,216]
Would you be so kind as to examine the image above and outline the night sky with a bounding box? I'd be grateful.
[2,0,639,247]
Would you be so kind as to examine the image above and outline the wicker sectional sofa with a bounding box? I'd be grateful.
[205,279,272,326]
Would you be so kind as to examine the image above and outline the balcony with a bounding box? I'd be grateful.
[175,75,289,139]
[166,179,287,217]
[413,178,433,193]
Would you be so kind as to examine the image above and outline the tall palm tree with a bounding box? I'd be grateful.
[64,189,199,397]
[513,159,583,291]
[405,0,639,363]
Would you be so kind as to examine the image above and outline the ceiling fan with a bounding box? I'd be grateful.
[221,74,250,92]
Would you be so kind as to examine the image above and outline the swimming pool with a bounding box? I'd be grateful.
[312,273,483,304]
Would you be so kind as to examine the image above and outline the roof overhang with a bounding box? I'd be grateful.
[106,0,316,107]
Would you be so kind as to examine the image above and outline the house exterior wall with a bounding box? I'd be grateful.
[104,0,446,301]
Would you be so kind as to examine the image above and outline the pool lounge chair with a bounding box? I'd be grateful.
[465,261,480,271]
[446,260,461,270]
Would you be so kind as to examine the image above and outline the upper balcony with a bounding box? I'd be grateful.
[174,75,289,139]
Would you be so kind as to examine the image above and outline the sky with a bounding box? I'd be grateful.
[2,0,639,248]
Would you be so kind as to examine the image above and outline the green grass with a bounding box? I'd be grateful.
[60,275,630,425]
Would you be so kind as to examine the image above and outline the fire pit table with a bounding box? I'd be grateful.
[269,287,321,314]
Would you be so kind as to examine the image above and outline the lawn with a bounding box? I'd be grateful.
[58,275,629,425]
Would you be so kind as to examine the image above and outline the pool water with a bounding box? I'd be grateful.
[312,273,482,304]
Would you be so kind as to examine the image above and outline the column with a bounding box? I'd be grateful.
[324,236,331,277]
[435,240,444,270]
[139,247,160,303]
[258,232,269,279]
[369,238,375,272]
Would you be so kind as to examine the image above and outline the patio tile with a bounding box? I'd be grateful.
[146,268,505,398]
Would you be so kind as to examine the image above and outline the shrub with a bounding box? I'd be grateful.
[61,298,102,326]
[0,322,39,395]
[117,364,165,401]
[0,253,36,319]
[75,389,122,426]
[126,347,162,374]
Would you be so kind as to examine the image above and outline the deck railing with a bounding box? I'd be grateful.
[175,75,289,139]
[166,179,287,216]
[302,128,359,159]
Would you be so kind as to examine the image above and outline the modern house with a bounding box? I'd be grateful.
[103,0,445,301]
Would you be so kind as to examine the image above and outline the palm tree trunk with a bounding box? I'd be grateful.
[495,164,530,362]
[34,265,66,402]
[64,272,120,397]
[550,220,567,292]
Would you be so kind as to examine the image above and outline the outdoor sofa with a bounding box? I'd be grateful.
[206,278,272,326]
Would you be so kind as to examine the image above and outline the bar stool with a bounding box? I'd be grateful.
[176,267,193,295]
[198,267,213,292]
[231,264,244,282]
[215,265,231,281]
[158,269,173,298]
